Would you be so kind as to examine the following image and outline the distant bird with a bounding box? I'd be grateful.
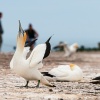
[54,42,79,57]
[10,20,55,88]
[42,64,83,82]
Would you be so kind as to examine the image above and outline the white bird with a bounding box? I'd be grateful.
[10,47,29,69]
[54,42,79,57]
[10,39,37,69]
[42,64,83,82]
[10,21,55,88]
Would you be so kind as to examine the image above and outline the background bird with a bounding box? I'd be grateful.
[53,42,79,57]
[42,64,83,82]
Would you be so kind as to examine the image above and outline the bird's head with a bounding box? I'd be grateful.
[69,64,75,70]
[73,43,79,49]
[17,20,27,51]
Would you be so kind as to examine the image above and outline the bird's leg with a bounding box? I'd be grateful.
[24,81,29,88]
[19,81,29,88]
[36,80,40,88]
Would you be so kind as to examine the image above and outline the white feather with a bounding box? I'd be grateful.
[10,47,30,69]
[28,44,46,68]
[58,42,79,57]
[47,64,83,81]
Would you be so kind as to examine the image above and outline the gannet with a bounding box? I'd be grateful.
[54,42,79,57]
[42,64,83,82]
[10,39,37,69]
[10,20,55,88]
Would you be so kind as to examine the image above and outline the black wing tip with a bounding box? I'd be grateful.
[41,72,55,77]
[90,81,100,84]
[45,34,54,43]
[25,38,38,47]
[92,76,100,80]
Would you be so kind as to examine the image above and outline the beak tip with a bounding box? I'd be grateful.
[18,20,24,35]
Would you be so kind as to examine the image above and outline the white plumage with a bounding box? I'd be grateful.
[43,64,83,82]
[10,47,30,69]
[55,42,79,57]
[10,21,54,87]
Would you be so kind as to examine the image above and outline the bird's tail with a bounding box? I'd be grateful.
[41,75,55,87]
[41,72,55,77]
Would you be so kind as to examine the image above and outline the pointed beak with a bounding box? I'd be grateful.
[19,20,24,36]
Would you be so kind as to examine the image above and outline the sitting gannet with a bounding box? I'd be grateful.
[10,21,55,88]
[42,64,83,82]
[54,42,79,57]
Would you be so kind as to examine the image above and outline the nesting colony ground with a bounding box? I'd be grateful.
[0,52,100,100]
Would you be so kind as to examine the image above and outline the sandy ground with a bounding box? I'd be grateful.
[0,51,100,100]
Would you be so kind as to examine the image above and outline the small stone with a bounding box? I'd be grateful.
[59,98,63,100]
[49,89,53,92]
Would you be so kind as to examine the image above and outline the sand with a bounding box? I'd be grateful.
[0,52,100,100]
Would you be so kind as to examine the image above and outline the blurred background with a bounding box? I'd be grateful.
[1,0,100,52]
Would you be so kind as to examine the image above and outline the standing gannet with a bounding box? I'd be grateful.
[10,39,37,69]
[54,42,79,57]
[10,20,55,88]
[42,64,83,82]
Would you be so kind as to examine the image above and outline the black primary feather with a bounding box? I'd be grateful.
[43,35,53,59]
[92,76,100,80]
[41,72,55,77]
[90,81,100,84]
[90,76,100,84]
[25,39,37,47]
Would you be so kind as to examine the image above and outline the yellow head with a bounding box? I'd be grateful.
[73,43,79,49]
[70,64,75,70]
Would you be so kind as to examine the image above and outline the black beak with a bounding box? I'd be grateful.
[45,34,54,43]
[25,38,37,47]
[19,20,24,36]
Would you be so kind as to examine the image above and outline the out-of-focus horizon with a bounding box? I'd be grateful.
[1,0,100,52]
